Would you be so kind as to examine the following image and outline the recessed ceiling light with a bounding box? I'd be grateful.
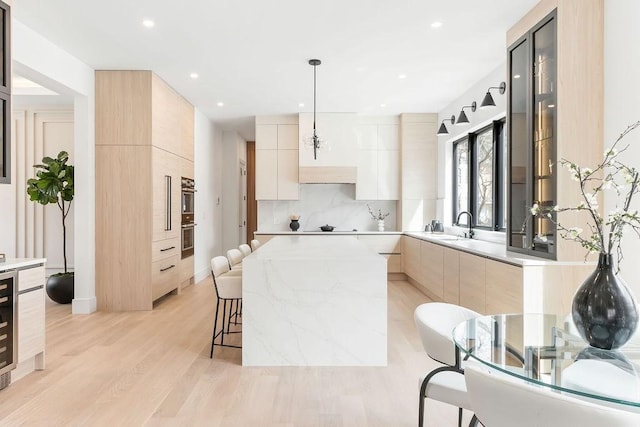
[298,103,305,108]
[142,19,155,28]
[189,72,199,79]
[548,104,555,108]
[398,74,407,79]
[217,102,224,107]
[431,21,443,28]
[513,74,521,79]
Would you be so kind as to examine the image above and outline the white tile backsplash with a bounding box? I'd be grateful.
[258,184,398,232]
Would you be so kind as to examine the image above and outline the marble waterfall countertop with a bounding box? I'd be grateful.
[242,235,387,366]
[0,258,47,271]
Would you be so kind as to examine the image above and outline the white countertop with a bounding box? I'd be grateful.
[255,231,402,235]
[405,232,591,267]
[0,258,47,271]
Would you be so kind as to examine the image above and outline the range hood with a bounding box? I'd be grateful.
[299,166,357,184]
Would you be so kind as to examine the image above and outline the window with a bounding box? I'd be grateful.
[452,120,506,230]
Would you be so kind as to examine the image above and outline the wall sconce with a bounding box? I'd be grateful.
[455,101,476,126]
[480,82,506,109]
[437,115,455,136]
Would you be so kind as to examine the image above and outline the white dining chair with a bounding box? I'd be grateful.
[210,256,242,358]
[226,248,244,270]
[414,302,481,427]
[239,243,252,257]
[464,362,640,427]
[250,239,261,251]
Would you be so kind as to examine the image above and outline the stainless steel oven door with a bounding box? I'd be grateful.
[181,224,195,259]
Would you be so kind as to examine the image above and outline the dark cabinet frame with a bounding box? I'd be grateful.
[0,0,10,184]
[507,9,557,259]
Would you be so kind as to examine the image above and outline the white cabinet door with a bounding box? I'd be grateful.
[378,150,400,200]
[355,124,378,150]
[277,149,299,200]
[256,124,278,149]
[377,124,399,150]
[356,150,378,200]
[256,149,278,200]
[277,124,299,149]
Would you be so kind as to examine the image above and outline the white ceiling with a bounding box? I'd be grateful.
[13,0,538,140]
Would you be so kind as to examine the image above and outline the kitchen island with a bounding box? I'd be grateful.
[242,235,387,366]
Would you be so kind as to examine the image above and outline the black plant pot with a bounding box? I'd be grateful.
[572,254,639,349]
[46,273,74,304]
[290,219,300,232]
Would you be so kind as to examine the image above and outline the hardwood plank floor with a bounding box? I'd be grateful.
[0,278,472,426]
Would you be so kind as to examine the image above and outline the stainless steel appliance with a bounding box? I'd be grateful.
[181,177,196,259]
[0,270,16,386]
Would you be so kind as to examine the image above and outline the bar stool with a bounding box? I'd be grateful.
[239,243,252,257]
[210,256,242,358]
[226,248,244,270]
[250,239,261,251]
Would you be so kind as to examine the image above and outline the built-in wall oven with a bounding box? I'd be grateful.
[0,270,16,384]
[181,177,196,259]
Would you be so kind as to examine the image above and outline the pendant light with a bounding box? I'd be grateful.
[305,59,326,160]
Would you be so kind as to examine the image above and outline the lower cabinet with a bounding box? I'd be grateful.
[15,265,46,382]
[485,260,524,314]
[403,236,423,284]
[443,248,460,304]
[459,252,487,314]
[421,241,443,300]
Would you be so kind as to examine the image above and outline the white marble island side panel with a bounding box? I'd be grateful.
[242,236,387,366]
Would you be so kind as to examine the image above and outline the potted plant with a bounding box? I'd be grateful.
[27,151,74,304]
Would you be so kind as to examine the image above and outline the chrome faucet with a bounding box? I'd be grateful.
[456,211,474,239]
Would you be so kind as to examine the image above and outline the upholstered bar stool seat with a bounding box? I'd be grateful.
[210,256,243,358]
[227,248,244,271]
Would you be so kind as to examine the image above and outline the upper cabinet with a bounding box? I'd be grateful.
[508,11,557,258]
[355,121,400,200]
[506,0,604,262]
[255,116,299,200]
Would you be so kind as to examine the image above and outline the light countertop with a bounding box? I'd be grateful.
[254,231,402,235]
[0,258,47,271]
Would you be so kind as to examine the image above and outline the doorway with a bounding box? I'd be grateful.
[239,160,247,244]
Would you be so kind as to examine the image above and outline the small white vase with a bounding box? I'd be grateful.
[377,220,385,232]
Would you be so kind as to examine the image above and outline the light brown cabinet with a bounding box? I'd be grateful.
[442,248,460,304]
[96,71,194,311]
[402,236,423,285]
[421,241,443,300]
[459,252,487,314]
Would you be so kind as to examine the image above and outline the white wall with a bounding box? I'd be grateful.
[11,20,96,314]
[604,0,640,298]
[194,109,224,283]
[222,131,246,252]
[437,63,507,227]
[258,184,398,232]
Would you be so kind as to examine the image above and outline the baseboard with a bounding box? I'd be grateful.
[194,267,210,284]
[405,276,442,302]
[72,296,97,314]
[388,273,407,281]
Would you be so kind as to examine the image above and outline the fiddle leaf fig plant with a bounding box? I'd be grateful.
[27,151,74,274]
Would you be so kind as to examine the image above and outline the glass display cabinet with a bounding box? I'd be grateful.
[508,10,557,258]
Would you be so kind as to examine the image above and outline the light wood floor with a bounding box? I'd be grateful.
[0,278,472,426]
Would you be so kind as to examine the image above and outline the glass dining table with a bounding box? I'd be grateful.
[453,313,640,409]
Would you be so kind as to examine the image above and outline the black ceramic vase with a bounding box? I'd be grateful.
[46,273,74,304]
[572,253,639,349]
[289,219,300,232]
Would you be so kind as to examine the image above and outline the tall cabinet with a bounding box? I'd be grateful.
[507,0,603,262]
[96,71,194,311]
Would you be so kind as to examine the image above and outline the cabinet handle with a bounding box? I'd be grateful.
[0,322,7,329]
[0,297,7,304]
[160,264,175,272]
[0,284,6,291]
[165,175,172,231]
[160,246,176,252]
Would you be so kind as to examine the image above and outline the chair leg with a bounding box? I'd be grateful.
[469,414,479,427]
[458,407,463,427]
[418,375,428,427]
[210,298,220,358]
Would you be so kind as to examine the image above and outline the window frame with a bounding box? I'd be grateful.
[451,119,506,231]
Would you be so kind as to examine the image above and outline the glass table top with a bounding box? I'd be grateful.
[453,314,640,408]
